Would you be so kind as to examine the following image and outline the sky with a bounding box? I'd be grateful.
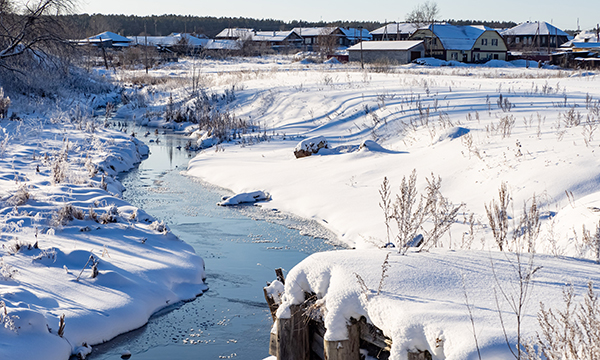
[78,0,598,31]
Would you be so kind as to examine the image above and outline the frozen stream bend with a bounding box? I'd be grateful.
[85,126,340,360]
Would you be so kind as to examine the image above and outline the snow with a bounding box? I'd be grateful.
[276,249,600,359]
[347,41,423,51]
[93,54,600,359]
[0,93,206,359]
[370,23,418,36]
[427,24,491,51]
[501,21,568,37]
[217,190,271,206]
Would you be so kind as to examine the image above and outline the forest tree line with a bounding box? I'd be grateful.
[60,14,519,39]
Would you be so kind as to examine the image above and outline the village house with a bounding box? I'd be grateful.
[501,21,569,51]
[81,31,132,48]
[409,24,507,62]
[215,28,302,51]
[128,33,209,54]
[347,40,425,64]
[370,23,418,41]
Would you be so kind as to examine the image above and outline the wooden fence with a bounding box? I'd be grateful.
[263,269,432,360]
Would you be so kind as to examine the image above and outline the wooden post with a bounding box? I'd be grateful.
[277,304,309,360]
[275,268,285,284]
[269,329,279,357]
[263,287,279,321]
[323,319,360,360]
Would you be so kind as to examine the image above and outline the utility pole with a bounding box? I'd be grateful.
[358,26,364,69]
[144,24,148,74]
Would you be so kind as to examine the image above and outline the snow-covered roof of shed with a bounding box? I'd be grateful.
[572,42,600,49]
[347,40,423,51]
[339,28,372,40]
[86,31,132,43]
[292,27,337,37]
[501,21,568,37]
[426,24,492,51]
[370,23,418,35]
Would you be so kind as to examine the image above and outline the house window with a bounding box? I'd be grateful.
[491,39,498,46]
[515,37,520,44]
[494,54,499,59]
[481,38,488,45]
[451,52,458,60]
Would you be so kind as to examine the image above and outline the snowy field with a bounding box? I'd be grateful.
[112,55,600,359]
[3,54,600,360]
[0,95,207,359]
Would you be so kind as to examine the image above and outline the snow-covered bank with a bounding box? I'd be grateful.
[276,249,600,359]
[0,107,206,359]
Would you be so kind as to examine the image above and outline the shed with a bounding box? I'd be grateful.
[347,40,425,64]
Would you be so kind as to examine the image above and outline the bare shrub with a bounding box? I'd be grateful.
[497,94,513,112]
[499,115,516,138]
[52,203,84,226]
[421,173,463,250]
[379,176,393,246]
[561,106,582,128]
[149,220,168,234]
[581,220,600,263]
[6,184,31,206]
[392,169,427,253]
[485,182,510,251]
[525,282,600,360]
[0,300,19,332]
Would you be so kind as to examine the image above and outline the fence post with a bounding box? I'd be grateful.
[277,304,309,360]
[323,319,360,360]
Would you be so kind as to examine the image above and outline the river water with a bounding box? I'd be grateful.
[85,127,339,360]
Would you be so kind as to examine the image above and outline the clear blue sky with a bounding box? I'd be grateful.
[79,0,598,31]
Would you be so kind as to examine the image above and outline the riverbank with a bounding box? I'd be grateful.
[0,97,207,360]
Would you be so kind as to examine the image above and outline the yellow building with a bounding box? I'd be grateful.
[409,24,508,63]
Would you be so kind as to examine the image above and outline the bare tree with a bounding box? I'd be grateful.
[0,0,75,71]
[405,1,439,29]
[317,27,338,59]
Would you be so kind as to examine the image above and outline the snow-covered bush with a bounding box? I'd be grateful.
[0,258,17,281]
[52,203,84,226]
[0,300,19,332]
[149,220,168,234]
[6,184,31,206]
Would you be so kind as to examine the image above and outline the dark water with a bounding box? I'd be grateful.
[85,126,339,360]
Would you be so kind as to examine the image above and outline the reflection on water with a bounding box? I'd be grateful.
[85,126,340,360]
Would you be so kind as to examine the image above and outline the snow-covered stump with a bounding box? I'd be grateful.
[277,304,310,360]
[323,319,360,360]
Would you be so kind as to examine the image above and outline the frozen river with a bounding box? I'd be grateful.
[85,127,340,360]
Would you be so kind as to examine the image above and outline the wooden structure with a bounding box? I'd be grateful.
[347,40,425,64]
[264,269,431,360]
[409,24,507,63]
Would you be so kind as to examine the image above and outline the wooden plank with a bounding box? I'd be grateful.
[277,304,309,360]
[311,330,324,360]
[357,317,392,351]
[263,287,278,322]
[407,350,432,360]
[323,320,360,360]
[275,268,285,284]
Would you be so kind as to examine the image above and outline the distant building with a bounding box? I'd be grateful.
[215,28,302,51]
[410,24,507,62]
[129,33,209,53]
[347,40,425,64]
[370,23,418,41]
[81,31,132,48]
[338,27,372,46]
[501,21,569,50]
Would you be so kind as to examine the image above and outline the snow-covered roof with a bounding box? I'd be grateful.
[501,21,568,37]
[85,31,132,43]
[129,33,209,47]
[204,39,242,50]
[426,24,492,51]
[347,40,423,51]
[339,28,372,41]
[215,28,254,39]
[250,30,299,42]
[562,30,600,47]
[370,23,418,35]
[292,27,337,37]
[572,42,600,50]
